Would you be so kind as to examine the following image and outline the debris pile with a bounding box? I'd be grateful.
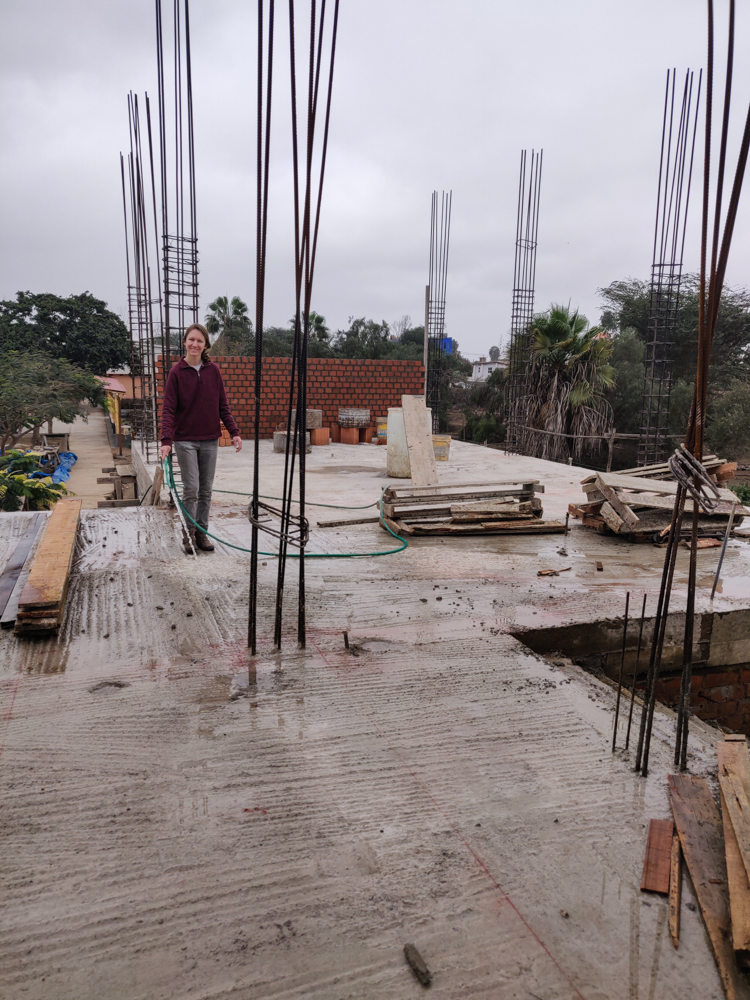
[569,458,747,541]
[380,481,566,536]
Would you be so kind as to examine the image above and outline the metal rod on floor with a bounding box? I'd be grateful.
[625,593,648,750]
[612,591,630,751]
[710,501,736,600]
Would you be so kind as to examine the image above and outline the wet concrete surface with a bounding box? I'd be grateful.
[1,441,749,999]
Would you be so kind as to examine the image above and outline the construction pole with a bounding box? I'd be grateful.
[423,283,429,398]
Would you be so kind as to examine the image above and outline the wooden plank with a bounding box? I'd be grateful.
[668,774,744,1000]
[595,478,642,528]
[597,471,738,503]
[721,785,750,955]
[17,500,81,610]
[718,740,750,890]
[403,519,566,536]
[623,492,745,517]
[97,499,140,508]
[150,464,164,506]
[600,501,626,534]
[0,514,45,617]
[401,394,438,487]
[641,818,674,893]
[386,480,540,498]
[317,516,381,528]
[669,832,682,948]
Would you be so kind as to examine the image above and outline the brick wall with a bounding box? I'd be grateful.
[651,666,750,735]
[157,356,424,439]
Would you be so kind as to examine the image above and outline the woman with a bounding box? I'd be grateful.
[160,323,242,553]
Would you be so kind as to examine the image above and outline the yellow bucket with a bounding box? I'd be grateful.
[432,434,451,461]
[376,417,388,445]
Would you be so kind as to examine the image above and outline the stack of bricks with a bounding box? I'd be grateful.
[156,356,424,440]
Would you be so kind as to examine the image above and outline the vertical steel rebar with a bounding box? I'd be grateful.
[612,592,630,751]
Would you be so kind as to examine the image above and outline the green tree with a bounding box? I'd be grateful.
[0,291,130,374]
[604,328,645,434]
[462,366,506,443]
[706,380,750,460]
[0,350,105,454]
[489,346,500,362]
[520,304,615,463]
[599,276,750,387]
[205,295,253,355]
[333,317,392,359]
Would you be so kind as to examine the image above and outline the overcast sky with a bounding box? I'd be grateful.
[1,1,749,360]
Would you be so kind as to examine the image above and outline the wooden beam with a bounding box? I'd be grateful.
[669,832,682,948]
[641,818,674,894]
[595,478,642,529]
[668,774,744,1000]
[317,516,380,528]
[17,500,81,611]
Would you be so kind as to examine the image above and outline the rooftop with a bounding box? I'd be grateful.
[2,435,749,999]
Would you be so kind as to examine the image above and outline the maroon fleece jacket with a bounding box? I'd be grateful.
[160,358,240,445]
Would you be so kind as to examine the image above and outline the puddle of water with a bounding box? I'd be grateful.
[714,577,750,599]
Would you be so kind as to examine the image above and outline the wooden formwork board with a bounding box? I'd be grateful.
[17,499,82,611]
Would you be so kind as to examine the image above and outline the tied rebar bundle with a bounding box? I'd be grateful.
[638,69,702,468]
[424,191,452,435]
[636,0,750,777]
[248,0,341,654]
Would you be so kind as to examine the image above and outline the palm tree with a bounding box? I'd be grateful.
[518,304,615,463]
[205,296,253,355]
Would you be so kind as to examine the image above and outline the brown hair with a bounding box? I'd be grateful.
[183,323,211,364]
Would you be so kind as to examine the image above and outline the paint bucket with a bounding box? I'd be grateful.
[376,417,388,445]
[432,434,451,461]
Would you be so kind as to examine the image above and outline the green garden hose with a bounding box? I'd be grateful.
[163,456,407,558]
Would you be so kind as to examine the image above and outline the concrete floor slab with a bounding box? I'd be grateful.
[1,440,749,999]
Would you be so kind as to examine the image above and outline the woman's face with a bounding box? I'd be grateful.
[185,329,206,360]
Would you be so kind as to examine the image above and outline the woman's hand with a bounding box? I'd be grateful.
[232,436,243,453]
[160,444,171,461]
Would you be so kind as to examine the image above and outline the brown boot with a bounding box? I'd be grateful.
[182,527,196,554]
[194,528,214,552]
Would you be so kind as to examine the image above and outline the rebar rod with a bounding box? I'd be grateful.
[612,591,630,751]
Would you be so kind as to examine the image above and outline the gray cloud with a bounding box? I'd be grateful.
[1,0,748,359]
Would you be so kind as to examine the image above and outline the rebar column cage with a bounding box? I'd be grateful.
[121,94,163,463]
[505,149,542,456]
[638,69,701,467]
[155,0,199,367]
[425,191,452,434]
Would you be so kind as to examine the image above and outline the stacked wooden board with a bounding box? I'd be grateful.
[14,498,82,635]
[662,736,750,999]
[97,463,139,508]
[380,481,566,537]
[569,458,747,540]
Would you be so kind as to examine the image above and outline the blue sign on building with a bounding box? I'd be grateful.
[440,337,453,355]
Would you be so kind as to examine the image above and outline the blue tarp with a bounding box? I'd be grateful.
[51,452,77,483]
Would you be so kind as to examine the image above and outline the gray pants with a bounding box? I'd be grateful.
[173,439,218,531]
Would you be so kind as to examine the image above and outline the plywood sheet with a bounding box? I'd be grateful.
[17,499,82,610]
[401,395,438,487]
[0,514,45,617]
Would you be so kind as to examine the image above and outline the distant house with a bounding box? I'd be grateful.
[470,356,506,382]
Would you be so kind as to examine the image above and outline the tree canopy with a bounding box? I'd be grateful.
[205,295,253,356]
[0,291,130,374]
[0,350,105,454]
[518,304,615,463]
